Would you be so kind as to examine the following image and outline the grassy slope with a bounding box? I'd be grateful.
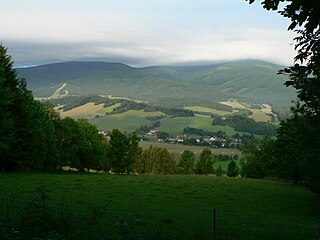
[184,106,238,116]
[158,114,236,136]
[90,110,164,132]
[0,173,319,240]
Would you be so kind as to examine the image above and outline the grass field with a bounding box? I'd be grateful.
[90,110,164,132]
[139,141,241,160]
[183,106,238,116]
[0,173,319,240]
[158,114,237,136]
[96,103,122,115]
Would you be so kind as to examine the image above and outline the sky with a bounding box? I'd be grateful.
[1,0,296,67]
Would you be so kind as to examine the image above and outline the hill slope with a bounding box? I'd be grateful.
[17,60,296,106]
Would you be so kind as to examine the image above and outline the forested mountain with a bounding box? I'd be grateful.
[17,59,296,106]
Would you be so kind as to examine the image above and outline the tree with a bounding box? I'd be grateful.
[77,119,107,172]
[247,0,320,193]
[55,117,87,170]
[227,161,238,177]
[178,150,195,174]
[240,138,276,179]
[0,44,59,171]
[108,129,141,173]
[196,148,214,174]
[0,44,20,171]
[135,146,175,174]
[215,165,223,176]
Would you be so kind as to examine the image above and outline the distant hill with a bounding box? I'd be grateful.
[17,59,296,106]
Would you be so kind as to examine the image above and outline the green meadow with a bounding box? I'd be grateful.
[90,110,164,132]
[0,173,319,240]
[158,114,237,136]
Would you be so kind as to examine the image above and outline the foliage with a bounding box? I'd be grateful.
[77,119,107,171]
[108,129,141,173]
[135,146,175,174]
[183,127,226,138]
[195,148,214,174]
[178,150,195,174]
[227,160,238,177]
[275,110,320,191]
[240,138,276,179]
[215,165,223,176]
[247,0,320,193]
[212,115,278,136]
[0,44,59,171]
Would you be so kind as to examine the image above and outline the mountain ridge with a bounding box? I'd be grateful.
[17,59,296,107]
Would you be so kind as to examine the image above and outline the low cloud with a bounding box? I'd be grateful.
[1,4,295,67]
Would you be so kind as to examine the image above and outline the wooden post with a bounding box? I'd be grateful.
[213,208,216,240]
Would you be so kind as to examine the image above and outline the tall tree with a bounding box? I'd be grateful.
[247,0,320,192]
[77,119,107,172]
[108,129,142,173]
[55,117,86,170]
[0,44,59,171]
[0,44,17,171]
[196,148,214,175]
[178,150,195,174]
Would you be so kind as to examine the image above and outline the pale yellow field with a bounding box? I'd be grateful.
[107,95,146,103]
[97,103,122,115]
[107,109,164,118]
[261,104,273,114]
[219,101,247,109]
[61,102,105,119]
[184,106,238,116]
[248,109,272,122]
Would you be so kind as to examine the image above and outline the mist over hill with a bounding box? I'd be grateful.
[17,59,296,106]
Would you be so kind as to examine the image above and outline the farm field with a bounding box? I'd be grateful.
[90,110,164,132]
[139,141,241,160]
[183,106,238,116]
[158,114,237,136]
[61,102,105,119]
[0,173,319,240]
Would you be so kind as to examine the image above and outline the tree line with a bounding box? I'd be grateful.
[212,115,278,136]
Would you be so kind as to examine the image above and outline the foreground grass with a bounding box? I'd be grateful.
[0,173,319,240]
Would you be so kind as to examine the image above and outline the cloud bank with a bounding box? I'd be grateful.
[1,0,295,67]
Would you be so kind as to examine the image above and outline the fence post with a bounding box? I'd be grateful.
[213,208,216,240]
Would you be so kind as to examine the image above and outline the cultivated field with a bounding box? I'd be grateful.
[0,173,319,240]
[61,102,105,119]
[90,110,164,132]
[157,114,236,136]
[183,106,238,116]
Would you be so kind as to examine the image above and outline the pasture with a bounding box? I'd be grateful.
[183,106,238,116]
[0,173,319,240]
[90,110,164,132]
[158,114,236,136]
[139,141,241,160]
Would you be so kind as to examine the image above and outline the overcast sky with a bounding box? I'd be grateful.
[1,0,296,67]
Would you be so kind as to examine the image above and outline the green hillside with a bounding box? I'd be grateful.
[1,173,319,240]
[18,60,296,106]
